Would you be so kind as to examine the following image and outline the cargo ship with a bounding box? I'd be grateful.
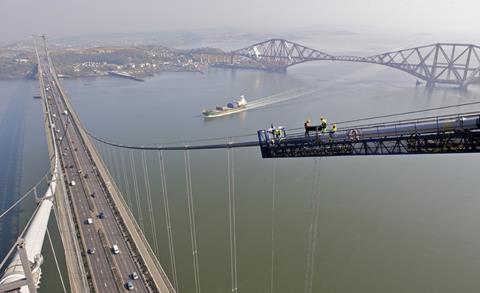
[108,71,144,82]
[202,95,247,118]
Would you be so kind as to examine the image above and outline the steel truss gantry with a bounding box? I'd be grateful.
[258,113,480,158]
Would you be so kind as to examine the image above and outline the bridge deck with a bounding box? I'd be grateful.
[38,40,175,292]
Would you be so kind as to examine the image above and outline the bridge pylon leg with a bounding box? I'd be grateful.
[18,238,38,293]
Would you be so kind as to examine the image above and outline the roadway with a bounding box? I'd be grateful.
[39,56,149,292]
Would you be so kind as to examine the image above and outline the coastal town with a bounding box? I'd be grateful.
[0,41,229,80]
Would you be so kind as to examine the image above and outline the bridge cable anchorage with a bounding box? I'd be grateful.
[269,159,277,293]
[183,149,201,293]
[129,150,145,230]
[304,158,321,293]
[157,150,179,291]
[141,150,160,256]
[47,227,67,293]
[119,148,133,209]
[226,139,239,293]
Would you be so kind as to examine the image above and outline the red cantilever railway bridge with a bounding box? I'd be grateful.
[207,39,480,88]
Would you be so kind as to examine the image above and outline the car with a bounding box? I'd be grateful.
[130,272,139,280]
[98,212,105,219]
[85,218,93,225]
[87,248,96,255]
[84,173,89,179]
[69,165,74,169]
[125,280,134,290]
[91,192,96,198]
[74,147,78,151]
[70,180,76,186]
[112,244,120,255]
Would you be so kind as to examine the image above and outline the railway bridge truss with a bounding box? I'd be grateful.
[230,39,480,87]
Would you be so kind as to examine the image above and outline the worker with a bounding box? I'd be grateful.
[329,123,337,142]
[274,127,282,138]
[320,117,327,133]
[304,119,311,136]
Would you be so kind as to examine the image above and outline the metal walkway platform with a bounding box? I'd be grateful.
[257,112,480,158]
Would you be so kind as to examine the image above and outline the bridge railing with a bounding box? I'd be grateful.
[258,111,480,147]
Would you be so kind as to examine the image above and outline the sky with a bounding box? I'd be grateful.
[1,0,479,43]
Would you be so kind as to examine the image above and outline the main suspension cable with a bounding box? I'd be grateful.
[87,101,480,151]
[0,167,52,220]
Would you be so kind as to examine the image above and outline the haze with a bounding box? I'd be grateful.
[1,0,479,42]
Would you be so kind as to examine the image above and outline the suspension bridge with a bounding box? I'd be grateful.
[2,36,480,293]
[199,39,480,88]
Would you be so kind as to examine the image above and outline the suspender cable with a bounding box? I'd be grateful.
[227,142,238,293]
[141,150,160,255]
[304,158,321,293]
[157,151,179,291]
[184,149,201,293]
[100,142,116,183]
[106,144,117,181]
[129,150,144,230]
[119,149,133,208]
[47,227,67,293]
[110,147,123,192]
[96,141,106,163]
[227,146,234,292]
[269,159,277,293]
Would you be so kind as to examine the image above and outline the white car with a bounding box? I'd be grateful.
[112,244,120,255]
[130,272,139,280]
[70,180,76,186]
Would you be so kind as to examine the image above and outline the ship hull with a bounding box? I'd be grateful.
[202,105,247,118]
